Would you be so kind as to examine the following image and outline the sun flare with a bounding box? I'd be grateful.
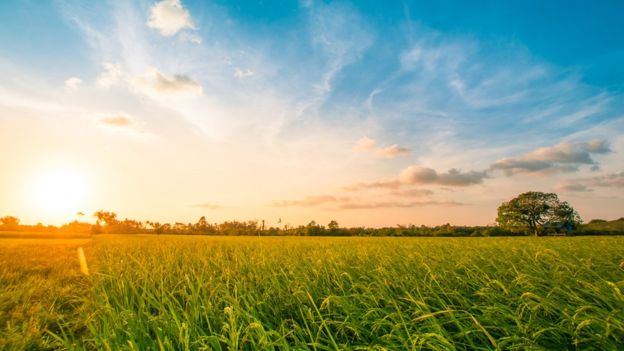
[29,168,90,218]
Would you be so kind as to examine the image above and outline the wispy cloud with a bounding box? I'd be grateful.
[272,195,344,207]
[97,63,123,88]
[301,2,374,114]
[586,172,624,188]
[556,171,624,192]
[352,136,376,152]
[554,183,593,193]
[391,189,434,197]
[337,200,463,210]
[272,194,461,210]
[343,180,401,191]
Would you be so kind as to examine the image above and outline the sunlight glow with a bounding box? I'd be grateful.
[28,167,90,218]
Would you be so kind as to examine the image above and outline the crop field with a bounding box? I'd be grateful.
[1,235,623,350]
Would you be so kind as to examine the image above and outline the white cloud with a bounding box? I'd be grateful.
[147,0,195,36]
[234,68,255,78]
[64,77,83,89]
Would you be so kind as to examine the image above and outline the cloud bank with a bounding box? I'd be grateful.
[491,139,611,175]
[399,166,487,186]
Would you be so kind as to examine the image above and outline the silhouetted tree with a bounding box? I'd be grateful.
[0,216,20,230]
[93,211,118,226]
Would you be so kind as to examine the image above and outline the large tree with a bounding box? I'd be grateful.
[496,191,581,236]
[0,216,20,230]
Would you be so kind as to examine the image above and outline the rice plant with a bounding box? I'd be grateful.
[2,236,623,350]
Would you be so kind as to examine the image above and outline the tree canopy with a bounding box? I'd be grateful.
[496,191,581,236]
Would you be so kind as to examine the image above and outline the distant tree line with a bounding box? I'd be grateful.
[0,213,523,236]
[1,191,620,237]
[1,214,622,237]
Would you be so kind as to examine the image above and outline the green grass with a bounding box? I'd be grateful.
[1,236,624,350]
[0,238,90,350]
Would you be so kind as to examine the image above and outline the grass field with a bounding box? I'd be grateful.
[1,235,623,350]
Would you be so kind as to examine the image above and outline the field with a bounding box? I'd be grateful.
[1,235,623,350]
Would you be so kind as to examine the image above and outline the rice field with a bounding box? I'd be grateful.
[1,235,623,350]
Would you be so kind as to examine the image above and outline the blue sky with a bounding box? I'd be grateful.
[3,1,623,88]
[0,0,623,226]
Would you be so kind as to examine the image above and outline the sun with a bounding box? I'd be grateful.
[29,167,90,219]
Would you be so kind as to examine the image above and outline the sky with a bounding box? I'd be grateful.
[0,0,623,227]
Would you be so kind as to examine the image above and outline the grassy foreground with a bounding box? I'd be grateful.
[1,236,623,350]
